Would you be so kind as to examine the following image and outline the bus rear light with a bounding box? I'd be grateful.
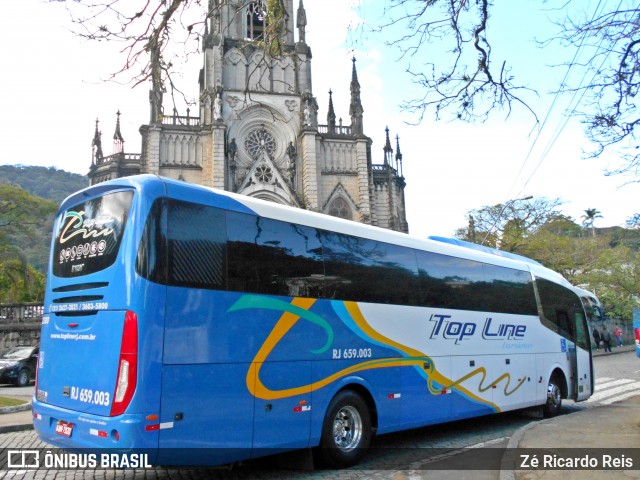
[110,311,138,416]
[114,360,130,403]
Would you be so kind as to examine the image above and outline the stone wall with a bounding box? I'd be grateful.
[0,324,40,352]
[0,303,42,353]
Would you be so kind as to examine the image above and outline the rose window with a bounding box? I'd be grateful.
[329,197,352,220]
[255,164,273,183]
[245,127,277,159]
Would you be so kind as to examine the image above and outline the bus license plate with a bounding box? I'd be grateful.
[55,420,73,437]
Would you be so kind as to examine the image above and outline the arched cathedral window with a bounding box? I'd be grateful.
[246,1,266,40]
[328,197,352,220]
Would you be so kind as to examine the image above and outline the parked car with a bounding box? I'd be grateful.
[0,345,39,387]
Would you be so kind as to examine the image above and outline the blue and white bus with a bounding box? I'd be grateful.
[633,309,640,358]
[33,175,593,467]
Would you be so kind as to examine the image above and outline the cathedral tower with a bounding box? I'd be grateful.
[88,0,409,233]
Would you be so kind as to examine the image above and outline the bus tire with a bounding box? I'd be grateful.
[543,376,562,417]
[318,390,372,468]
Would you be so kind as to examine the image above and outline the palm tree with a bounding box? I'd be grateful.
[581,208,603,237]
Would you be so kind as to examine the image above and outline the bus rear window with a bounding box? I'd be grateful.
[53,190,134,278]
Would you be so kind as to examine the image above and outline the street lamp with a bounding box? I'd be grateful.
[480,195,533,246]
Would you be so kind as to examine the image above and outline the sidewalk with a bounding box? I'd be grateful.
[505,345,640,480]
[592,343,637,358]
[506,395,640,480]
[0,394,33,433]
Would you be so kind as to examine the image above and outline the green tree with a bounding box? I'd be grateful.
[0,184,56,231]
[626,213,640,230]
[0,247,45,303]
[0,184,56,302]
[519,230,604,283]
[457,197,562,251]
[579,246,640,321]
[581,208,603,237]
[457,203,638,318]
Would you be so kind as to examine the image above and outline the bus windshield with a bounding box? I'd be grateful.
[53,190,133,278]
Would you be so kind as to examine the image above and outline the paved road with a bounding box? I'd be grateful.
[0,350,634,479]
[0,409,538,479]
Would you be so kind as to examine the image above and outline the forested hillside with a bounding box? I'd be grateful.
[0,165,88,205]
[0,165,88,301]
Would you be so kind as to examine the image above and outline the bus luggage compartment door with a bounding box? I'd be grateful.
[158,363,254,466]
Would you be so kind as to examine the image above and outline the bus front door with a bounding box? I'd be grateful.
[570,311,593,401]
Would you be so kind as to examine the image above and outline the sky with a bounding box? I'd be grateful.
[2,0,638,240]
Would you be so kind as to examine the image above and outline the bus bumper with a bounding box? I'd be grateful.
[32,399,158,462]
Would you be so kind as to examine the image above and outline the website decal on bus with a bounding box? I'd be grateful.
[32,175,594,470]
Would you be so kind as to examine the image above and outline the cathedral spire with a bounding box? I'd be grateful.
[113,110,125,154]
[349,57,364,135]
[395,134,403,176]
[327,89,336,133]
[91,118,104,165]
[383,126,393,166]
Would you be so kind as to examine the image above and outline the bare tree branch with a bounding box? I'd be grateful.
[376,0,539,124]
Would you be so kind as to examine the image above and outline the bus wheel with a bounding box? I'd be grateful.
[543,377,562,417]
[318,390,372,468]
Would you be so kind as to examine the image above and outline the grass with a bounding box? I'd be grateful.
[0,396,28,408]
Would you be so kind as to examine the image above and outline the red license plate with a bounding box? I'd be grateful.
[55,420,73,437]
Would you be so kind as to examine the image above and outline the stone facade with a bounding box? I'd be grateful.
[88,0,409,233]
[0,304,42,352]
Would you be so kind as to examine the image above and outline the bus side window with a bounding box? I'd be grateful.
[536,278,585,345]
[416,251,537,315]
[226,212,324,297]
[166,200,227,290]
[573,311,590,350]
[556,310,573,339]
[319,231,420,305]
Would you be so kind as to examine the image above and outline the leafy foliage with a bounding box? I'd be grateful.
[463,197,563,251]
[582,247,640,320]
[0,247,46,303]
[0,183,57,274]
[458,201,640,321]
[0,165,88,302]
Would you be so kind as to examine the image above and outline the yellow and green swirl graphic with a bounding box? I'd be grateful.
[228,295,525,410]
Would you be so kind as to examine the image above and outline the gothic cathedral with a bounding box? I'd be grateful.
[88,0,409,233]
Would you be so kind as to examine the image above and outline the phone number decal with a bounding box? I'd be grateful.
[50,302,109,312]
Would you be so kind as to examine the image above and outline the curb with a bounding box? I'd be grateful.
[499,415,551,480]
[0,401,31,414]
[0,423,33,434]
[592,345,635,357]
